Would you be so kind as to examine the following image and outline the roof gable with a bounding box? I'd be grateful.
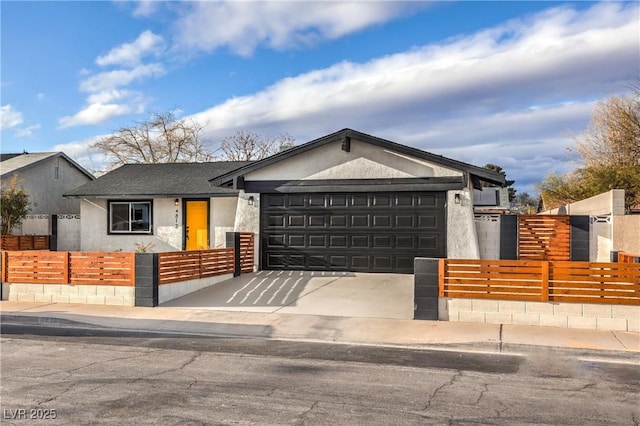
[210,128,506,188]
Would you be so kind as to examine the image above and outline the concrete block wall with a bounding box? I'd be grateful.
[6,283,135,306]
[439,298,639,332]
[159,273,233,304]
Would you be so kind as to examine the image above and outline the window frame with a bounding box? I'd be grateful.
[107,200,153,235]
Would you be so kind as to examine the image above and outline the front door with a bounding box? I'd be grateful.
[185,200,209,250]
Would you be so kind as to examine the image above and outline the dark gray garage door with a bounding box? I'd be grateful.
[261,192,446,273]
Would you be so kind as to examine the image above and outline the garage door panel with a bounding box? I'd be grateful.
[261,192,446,273]
[351,215,370,227]
[373,215,392,227]
[329,235,347,247]
[373,235,392,248]
[288,235,305,247]
[351,235,370,248]
[288,194,305,207]
[308,235,326,247]
[329,215,347,227]
[418,215,438,228]
[329,194,348,207]
[288,215,305,227]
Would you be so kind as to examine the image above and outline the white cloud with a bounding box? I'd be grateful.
[37,93,45,101]
[53,135,110,175]
[183,2,637,193]
[79,63,165,93]
[1,105,24,130]
[96,30,165,67]
[173,2,426,56]
[59,103,133,128]
[14,124,41,138]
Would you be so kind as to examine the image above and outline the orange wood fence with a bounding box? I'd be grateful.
[1,251,135,285]
[1,235,49,251]
[618,252,640,263]
[518,215,570,261]
[440,259,640,305]
[239,232,254,273]
[157,248,234,284]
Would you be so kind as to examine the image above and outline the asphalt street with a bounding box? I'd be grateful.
[1,321,638,425]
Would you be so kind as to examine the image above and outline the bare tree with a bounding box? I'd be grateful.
[538,90,640,211]
[219,130,295,161]
[92,109,214,170]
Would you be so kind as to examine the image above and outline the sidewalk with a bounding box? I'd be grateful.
[1,301,639,358]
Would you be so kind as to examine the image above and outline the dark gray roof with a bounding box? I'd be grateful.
[1,152,95,180]
[65,161,252,199]
[210,128,506,188]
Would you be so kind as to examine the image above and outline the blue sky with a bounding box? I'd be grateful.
[1,1,638,194]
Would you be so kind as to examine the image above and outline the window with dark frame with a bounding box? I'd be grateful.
[108,201,152,234]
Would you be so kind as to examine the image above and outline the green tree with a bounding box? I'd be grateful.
[538,92,640,212]
[483,164,516,201]
[1,175,31,235]
[511,192,541,214]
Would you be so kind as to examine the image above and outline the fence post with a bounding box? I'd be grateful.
[414,258,440,320]
[134,253,159,307]
[50,214,58,251]
[541,261,549,301]
[63,252,70,284]
[226,232,241,277]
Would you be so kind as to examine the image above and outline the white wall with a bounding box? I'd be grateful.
[246,138,463,181]
[447,189,480,259]
[80,198,182,252]
[211,197,238,248]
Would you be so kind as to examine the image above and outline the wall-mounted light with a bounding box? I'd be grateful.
[248,196,255,206]
[174,198,180,207]
[454,193,461,204]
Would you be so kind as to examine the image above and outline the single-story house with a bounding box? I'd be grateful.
[65,129,505,273]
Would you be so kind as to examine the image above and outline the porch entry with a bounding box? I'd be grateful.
[185,200,209,250]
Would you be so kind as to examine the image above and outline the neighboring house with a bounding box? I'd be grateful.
[67,129,504,272]
[0,152,94,235]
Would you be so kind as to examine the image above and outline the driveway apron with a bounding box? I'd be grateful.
[160,270,414,320]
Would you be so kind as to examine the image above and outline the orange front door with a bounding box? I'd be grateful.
[186,200,208,250]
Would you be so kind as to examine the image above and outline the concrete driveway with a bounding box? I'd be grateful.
[161,270,414,319]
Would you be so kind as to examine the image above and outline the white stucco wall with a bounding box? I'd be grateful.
[447,190,480,259]
[80,198,183,252]
[246,139,463,181]
[211,197,238,248]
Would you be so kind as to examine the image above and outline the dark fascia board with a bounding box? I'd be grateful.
[209,128,506,188]
[244,177,465,193]
[1,152,95,181]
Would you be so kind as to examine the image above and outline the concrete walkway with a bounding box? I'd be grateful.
[1,301,639,358]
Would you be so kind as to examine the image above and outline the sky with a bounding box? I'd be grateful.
[1,1,638,195]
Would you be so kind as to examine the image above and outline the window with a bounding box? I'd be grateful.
[109,201,152,234]
[53,166,59,180]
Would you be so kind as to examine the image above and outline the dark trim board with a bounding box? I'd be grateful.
[245,177,465,194]
[260,191,447,273]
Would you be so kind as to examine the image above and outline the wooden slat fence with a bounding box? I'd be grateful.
[1,235,49,251]
[518,215,570,261]
[440,259,640,305]
[1,251,134,285]
[158,248,234,284]
[239,232,254,273]
[69,252,135,285]
[618,252,640,263]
